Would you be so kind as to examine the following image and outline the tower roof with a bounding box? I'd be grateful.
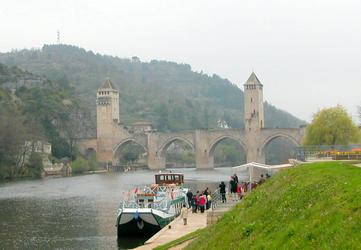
[98,77,117,90]
[244,72,262,85]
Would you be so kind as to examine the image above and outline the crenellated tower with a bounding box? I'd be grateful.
[96,78,119,136]
[243,72,264,131]
[96,78,120,162]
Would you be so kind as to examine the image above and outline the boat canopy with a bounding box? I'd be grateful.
[154,173,184,186]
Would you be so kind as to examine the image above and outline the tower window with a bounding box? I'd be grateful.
[251,98,253,102]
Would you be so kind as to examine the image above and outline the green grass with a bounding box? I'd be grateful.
[185,162,361,250]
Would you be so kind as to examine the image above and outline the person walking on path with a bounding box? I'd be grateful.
[191,192,199,213]
[207,191,212,210]
[236,183,241,200]
[233,173,239,184]
[204,187,209,197]
[230,176,237,201]
[219,181,226,203]
[180,204,188,225]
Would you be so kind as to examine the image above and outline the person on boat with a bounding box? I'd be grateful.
[180,204,188,225]
[170,188,175,199]
[219,181,226,203]
[199,192,206,213]
[186,189,193,208]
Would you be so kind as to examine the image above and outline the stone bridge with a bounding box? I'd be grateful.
[100,127,304,169]
[78,73,306,169]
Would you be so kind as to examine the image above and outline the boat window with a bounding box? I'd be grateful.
[174,175,179,181]
[160,175,164,181]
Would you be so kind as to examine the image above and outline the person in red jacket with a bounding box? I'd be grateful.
[236,183,241,200]
[198,193,206,213]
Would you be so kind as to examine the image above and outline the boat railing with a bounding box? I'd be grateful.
[119,186,185,211]
[118,196,171,211]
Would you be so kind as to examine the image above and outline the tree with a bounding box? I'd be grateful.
[120,144,143,164]
[303,105,361,146]
[25,152,44,178]
[0,108,27,178]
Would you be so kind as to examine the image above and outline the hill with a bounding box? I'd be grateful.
[186,162,361,249]
[0,63,91,178]
[0,44,305,132]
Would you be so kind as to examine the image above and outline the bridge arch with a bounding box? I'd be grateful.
[261,133,300,150]
[158,136,195,157]
[113,139,148,155]
[260,133,301,164]
[208,135,248,165]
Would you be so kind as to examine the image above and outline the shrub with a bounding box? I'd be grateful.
[71,156,89,174]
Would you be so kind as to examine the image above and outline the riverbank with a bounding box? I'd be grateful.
[179,162,361,249]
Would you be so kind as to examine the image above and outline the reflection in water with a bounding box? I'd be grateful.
[0,168,247,249]
[117,236,149,249]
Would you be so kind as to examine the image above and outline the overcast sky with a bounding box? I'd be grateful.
[0,0,360,122]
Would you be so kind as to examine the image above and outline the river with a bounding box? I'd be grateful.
[0,168,247,249]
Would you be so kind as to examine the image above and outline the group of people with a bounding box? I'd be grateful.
[219,173,244,202]
[186,188,213,214]
[180,188,213,226]
[219,173,271,203]
[180,173,271,226]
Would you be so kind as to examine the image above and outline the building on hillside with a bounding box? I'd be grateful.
[23,140,52,168]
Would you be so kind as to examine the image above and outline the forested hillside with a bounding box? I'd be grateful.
[0,63,90,178]
[0,45,305,132]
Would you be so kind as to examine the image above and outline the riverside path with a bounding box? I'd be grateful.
[134,199,240,250]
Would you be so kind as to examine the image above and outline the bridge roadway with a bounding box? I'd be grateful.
[134,199,240,250]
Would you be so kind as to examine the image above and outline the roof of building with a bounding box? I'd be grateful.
[244,72,262,85]
[98,77,117,90]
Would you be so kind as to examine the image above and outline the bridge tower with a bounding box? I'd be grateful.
[243,72,264,131]
[96,78,120,163]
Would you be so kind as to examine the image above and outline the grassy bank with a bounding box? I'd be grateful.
[186,162,361,249]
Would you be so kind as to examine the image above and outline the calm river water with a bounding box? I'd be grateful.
[0,168,247,249]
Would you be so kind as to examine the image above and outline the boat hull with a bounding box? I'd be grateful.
[117,210,173,237]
